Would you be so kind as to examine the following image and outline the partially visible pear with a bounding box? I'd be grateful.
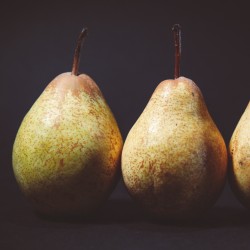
[121,25,227,220]
[229,102,250,208]
[12,28,123,216]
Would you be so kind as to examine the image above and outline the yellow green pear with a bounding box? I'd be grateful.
[12,28,123,216]
[229,102,250,207]
[121,25,227,220]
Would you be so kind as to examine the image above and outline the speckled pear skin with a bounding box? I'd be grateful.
[122,77,227,220]
[229,102,250,208]
[13,72,123,216]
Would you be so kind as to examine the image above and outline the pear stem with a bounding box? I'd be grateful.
[71,28,88,76]
[172,24,181,79]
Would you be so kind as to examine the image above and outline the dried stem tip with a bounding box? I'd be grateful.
[172,24,181,79]
[72,27,88,76]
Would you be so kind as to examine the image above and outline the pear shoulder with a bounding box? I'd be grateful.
[155,76,202,97]
[47,72,103,98]
[230,101,250,157]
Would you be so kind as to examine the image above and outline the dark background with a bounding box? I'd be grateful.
[1,0,250,249]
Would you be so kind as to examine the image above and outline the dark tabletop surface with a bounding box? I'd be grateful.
[2,173,250,250]
[1,0,250,249]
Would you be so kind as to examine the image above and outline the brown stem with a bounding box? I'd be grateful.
[172,24,181,79]
[72,27,88,76]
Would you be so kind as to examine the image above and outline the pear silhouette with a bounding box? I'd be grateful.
[229,102,250,208]
[13,28,123,217]
[122,25,227,220]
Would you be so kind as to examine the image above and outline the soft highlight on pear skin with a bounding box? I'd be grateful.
[12,27,123,217]
[121,24,227,220]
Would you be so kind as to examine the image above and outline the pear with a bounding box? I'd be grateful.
[12,28,123,216]
[121,24,227,220]
[229,102,250,208]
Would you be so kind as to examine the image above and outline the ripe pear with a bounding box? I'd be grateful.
[12,28,123,216]
[121,25,227,220]
[229,102,250,208]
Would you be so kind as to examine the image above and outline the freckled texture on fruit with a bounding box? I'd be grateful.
[122,77,227,219]
[12,73,123,216]
[229,102,250,208]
